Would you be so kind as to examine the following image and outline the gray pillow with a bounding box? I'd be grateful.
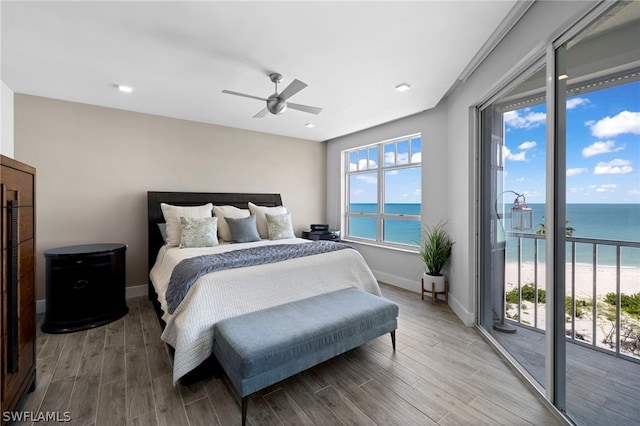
[226,214,261,243]
[158,223,168,242]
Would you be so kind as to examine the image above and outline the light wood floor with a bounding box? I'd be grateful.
[17,284,562,426]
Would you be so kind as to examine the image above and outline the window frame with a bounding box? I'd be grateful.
[343,133,422,250]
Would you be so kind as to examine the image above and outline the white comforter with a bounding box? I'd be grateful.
[149,238,381,383]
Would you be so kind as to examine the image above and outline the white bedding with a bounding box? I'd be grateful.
[149,237,381,383]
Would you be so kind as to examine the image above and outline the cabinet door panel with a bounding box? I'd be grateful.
[0,157,36,414]
[1,166,34,208]
[18,239,35,282]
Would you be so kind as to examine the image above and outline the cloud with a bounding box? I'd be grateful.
[516,177,525,182]
[566,97,590,110]
[581,140,624,158]
[518,141,537,150]
[411,152,421,163]
[356,174,377,183]
[502,146,527,161]
[349,159,377,171]
[589,111,640,138]
[384,151,395,165]
[594,158,633,175]
[566,167,588,176]
[596,184,617,193]
[504,109,546,129]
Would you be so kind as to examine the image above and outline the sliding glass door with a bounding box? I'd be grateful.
[478,3,640,424]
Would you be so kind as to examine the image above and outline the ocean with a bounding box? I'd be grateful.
[349,203,421,246]
[349,203,640,267]
[507,203,640,268]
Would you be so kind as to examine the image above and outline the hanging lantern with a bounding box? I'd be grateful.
[510,195,533,230]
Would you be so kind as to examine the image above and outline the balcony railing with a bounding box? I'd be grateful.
[504,232,640,361]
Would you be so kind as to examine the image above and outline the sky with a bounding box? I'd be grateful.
[503,79,640,204]
[348,136,422,205]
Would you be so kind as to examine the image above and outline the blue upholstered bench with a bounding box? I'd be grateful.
[212,287,399,425]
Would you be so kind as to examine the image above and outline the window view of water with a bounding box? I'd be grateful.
[349,203,421,245]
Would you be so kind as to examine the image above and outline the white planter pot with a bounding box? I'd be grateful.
[423,273,446,293]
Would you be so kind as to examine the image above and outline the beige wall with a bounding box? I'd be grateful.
[14,94,327,300]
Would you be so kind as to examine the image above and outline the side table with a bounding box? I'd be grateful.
[41,243,128,333]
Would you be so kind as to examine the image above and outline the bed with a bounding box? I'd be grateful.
[147,191,383,384]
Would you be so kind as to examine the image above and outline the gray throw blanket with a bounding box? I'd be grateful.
[166,241,354,314]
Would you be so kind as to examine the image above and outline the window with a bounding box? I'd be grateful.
[344,134,422,248]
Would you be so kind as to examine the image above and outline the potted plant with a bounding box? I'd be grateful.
[419,222,454,294]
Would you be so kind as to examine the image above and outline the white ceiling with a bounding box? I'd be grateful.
[2,1,520,142]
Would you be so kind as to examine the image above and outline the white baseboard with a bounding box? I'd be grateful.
[36,283,150,315]
[36,299,46,315]
[372,269,475,327]
[372,270,421,294]
[447,295,475,326]
[126,284,149,299]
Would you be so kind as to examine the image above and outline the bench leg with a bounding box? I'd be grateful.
[242,397,248,426]
[390,330,396,351]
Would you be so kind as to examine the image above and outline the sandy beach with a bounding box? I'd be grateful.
[505,261,639,298]
[504,262,639,351]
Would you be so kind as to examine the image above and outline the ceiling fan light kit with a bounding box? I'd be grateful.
[223,73,323,118]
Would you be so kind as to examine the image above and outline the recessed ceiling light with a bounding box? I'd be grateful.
[305,123,315,128]
[117,85,133,93]
[395,83,411,92]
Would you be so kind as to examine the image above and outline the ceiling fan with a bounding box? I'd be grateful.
[222,73,323,118]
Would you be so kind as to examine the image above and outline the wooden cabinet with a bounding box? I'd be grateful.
[0,155,36,416]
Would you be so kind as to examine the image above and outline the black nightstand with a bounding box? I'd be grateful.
[41,243,128,333]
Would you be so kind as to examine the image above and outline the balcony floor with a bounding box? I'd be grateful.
[494,324,640,426]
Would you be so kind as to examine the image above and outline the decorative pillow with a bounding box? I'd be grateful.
[213,205,250,242]
[248,201,288,239]
[179,216,219,248]
[160,203,213,247]
[266,212,295,240]
[226,215,261,243]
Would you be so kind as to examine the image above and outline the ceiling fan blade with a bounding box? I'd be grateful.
[222,90,266,102]
[286,102,323,115]
[253,107,268,118]
[278,79,307,101]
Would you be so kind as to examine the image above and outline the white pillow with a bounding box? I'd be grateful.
[160,203,213,247]
[248,202,288,239]
[213,205,250,242]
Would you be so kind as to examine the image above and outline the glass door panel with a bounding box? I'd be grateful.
[559,4,640,424]
[479,62,548,390]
